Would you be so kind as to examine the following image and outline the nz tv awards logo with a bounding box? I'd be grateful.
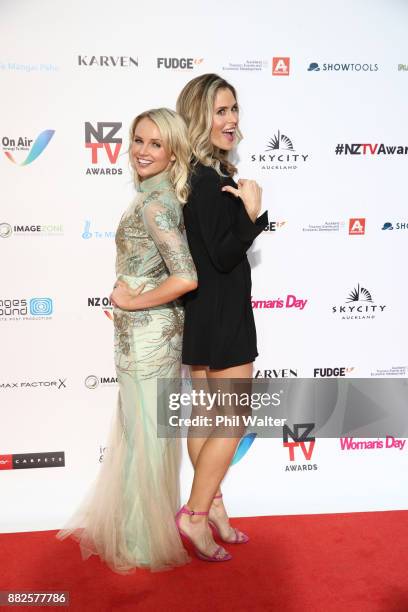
[250,130,309,171]
[84,122,123,175]
[283,423,317,471]
[2,130,55,165]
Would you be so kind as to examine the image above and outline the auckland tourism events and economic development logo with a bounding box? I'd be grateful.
[2,130,55,165]
[84,122,123,175]
[307,61,379,72]
[250,130,310,171]
[332,284,387,320]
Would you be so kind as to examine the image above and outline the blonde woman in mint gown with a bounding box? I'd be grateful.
[57,108,197,573]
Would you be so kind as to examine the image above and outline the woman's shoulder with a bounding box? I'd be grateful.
[190,161,234,190]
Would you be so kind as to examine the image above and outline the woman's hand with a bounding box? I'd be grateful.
[110,280,145,311]
[222,179,262,222]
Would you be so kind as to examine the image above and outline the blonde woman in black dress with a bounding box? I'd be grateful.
[175,75,268,561]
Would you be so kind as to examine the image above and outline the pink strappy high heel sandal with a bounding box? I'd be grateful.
[175,505,232,562]
[208,493,250,544]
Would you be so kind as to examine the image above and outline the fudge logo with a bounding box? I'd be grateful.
[313,367,354,377]
[157,58,204,70]
[272,57,290,76]
[349,218,365,235]
[250,130,309,171]
[2,130,55,165]
[332,284,387,320]
[263,221,286,232]
[84,122,123,175]
[78,55,138,68]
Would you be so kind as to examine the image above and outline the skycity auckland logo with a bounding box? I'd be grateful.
[2,130,55,165]
[250,130,309,171]
[332,284,387,320]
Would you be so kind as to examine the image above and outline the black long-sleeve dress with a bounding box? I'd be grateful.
[182,162,268,369]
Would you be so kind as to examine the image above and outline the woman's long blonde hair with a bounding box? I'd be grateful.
[176,73,242,177]
[129,108,191,204]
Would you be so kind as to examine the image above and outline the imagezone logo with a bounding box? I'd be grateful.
[2,130,55,165]
[84,122,122,175]
[313,367,354,377]
[282,423,317,471]
[332,284,387,320]
[0,222,63,238]
[272,57,290,76]
[0,451,65,470]
[308,62,379,72]
[349,218,365,235]
[77,55,138,68]
[156,58,203,70]
[85,375,118,389]
[254,368,298,378]
[335,143,408,156]
[250,130,309,171]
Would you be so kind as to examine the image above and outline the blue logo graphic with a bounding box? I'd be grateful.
[231,433,257,466]
[308,62,320,71]
[29,298,53,316]
[382,222,393,230]
[82,220,92,239]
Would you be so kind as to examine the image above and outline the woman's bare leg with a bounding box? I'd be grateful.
[179,362,253,554]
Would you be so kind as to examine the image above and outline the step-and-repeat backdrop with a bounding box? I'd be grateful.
[1,0,408,532]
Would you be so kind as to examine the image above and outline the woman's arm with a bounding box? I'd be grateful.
[191,168,268,273]
[110,198,197,311]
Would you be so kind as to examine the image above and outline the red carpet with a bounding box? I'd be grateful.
[1,511,407,612]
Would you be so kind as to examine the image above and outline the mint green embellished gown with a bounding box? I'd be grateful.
[57,171,197,573]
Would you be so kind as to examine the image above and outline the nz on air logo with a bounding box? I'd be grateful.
[272,57,290,76]
[250,130,309,171]
[84,122,123,175]
[2,130,55,165]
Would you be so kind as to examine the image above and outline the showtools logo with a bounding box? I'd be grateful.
[250,130,309,171]
[272,57,290,76]
[156,58,203,70]
[308,62,379,72]
[332,284,387,320]
[335,143,408,156]
[78,55,138,68]
[0,451,65,470]
[283,423,317,471]
[2,130,55,165]
[382,221,408,231]
[84,122,122,175]
[0,297,53,321]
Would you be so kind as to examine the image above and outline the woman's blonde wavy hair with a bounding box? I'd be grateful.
[129,108,191,204]
[176,73,242,177]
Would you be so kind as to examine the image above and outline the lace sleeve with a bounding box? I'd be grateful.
[142,198,197,282]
